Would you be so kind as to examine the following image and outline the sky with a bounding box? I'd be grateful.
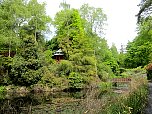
[39,0,141,50]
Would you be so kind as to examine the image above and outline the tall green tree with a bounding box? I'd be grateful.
[0,0,51,85]
[0,0,51,55]
[0,0,24,56]
[79,4,107,36]
[125,16,152,68]
[10,36,43,86]
[52,8,99,87]
[27,0,51,43]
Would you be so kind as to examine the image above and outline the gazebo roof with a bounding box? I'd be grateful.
[54,49,64,56]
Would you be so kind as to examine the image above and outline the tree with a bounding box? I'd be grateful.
[79,4,119,78]
[125,41,152,68]
[79,4,107,36]
[54,9,87,59]
[95,38,116,78]
[59,1,70,10]
[0,0,51,86]
[10,36,43,86]
[110,43,119,61]
[27,0,51,43]
[125,15,152,68]
[0,0,24,56]
[51,8,100,87]
[137,0,152,22]
[0,0,51,56]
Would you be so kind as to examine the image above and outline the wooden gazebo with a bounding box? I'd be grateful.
[53,49,64,62]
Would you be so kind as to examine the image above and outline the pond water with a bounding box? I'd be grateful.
[0,88,112,114]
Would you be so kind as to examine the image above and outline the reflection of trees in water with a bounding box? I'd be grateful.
[0,88,107,114]
[0,95,39,114]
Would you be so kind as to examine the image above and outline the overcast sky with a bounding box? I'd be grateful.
[39,0,141,49]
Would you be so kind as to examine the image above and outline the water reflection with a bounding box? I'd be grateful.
[0,88,114,114]
[0,89,87,114]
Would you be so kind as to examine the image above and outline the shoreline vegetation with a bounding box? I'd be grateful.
[0,68,148,113]
[0,0,151,113]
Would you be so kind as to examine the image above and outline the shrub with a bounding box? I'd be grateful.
[99,82,112,92]
[0,86,6,92]
[57,60,73,76]
[43,50,54,65]
[10,56,42,86]
[97,63,114,80]
[40,66,69,88]
[119,68,126,74]
[68,72,83,88]
[9,37,43,86]
[146,63,152,80]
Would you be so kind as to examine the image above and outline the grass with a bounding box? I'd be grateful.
[100,69,148,114]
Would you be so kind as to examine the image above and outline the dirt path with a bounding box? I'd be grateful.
[144,83,152,114]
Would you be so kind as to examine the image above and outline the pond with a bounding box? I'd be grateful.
[0,88,114,114]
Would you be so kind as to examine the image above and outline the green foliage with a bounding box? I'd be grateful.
[0,0,51,56]
[0,57,12,85]
[119,68,126,74]
[99,82,112,92]
[97,63,113,80]
[0,0,51,86]
[137,0,152,22]
[126,85,148,114]
[118,53,126,68]
[110,43,119,60]
[100,77,148,114]
[0,86,6,93]
[120,66,146,78]
[43,50,54,64]
[106,60,119,75]
[146,63,152,80]
[54,9,86,58]
[51,7,100,87]
[79,3,107,36]
[68,72,83,88]
[125,42,152,68]
[125,17,152,68]
[0,0,121,88]
[10,56,42,86]
[40,66,68,88]
[10,37,43,86]
[57,60,73,77]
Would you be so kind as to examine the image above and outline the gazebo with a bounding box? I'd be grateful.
[53,49,64,62]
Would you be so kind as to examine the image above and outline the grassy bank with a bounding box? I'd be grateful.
[100,74,148,114]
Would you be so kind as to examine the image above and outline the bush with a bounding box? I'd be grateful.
[43,50,54,64]
[97,63,114,80]
[119,68,126,74]
[68,72,83,88]
[40,66,69,88]
[146,63,152,80]
[99,82,112,92]
[0,86,6,92]
[10,56,42,86]
[9,37,43,86]
[57,60,73,76]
